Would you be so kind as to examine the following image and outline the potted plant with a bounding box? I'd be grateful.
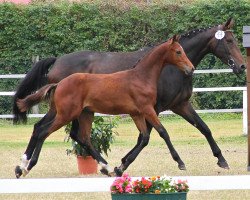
[65,116,118,175]
[110,174,189,200]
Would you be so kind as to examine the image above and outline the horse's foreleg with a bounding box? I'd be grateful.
[69,119,79,140]
[77,111,111,176]
[144,107,185,170]
[171,101,229,169]
[115,115,149,176]
[120,133,143,164]
[120,121,153,165]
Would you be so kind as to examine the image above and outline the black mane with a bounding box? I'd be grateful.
[180,25,217,40]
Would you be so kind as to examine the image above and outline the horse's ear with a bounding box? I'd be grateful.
[224,18,234,30]
[172,34,180,43]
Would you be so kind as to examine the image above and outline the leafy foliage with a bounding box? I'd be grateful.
[65,116,118,158]
[0,0,249,114]
[110,174,189,194]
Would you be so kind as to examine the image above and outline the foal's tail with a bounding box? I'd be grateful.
[16,84,57,113]
[13,57,57,124]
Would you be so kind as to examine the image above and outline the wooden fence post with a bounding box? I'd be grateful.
[243,26,250,171]
[31,56,40,114]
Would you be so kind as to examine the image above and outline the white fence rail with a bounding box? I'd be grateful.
[0,69,247,134]
[1,175,250,193]
[0,70,249,194]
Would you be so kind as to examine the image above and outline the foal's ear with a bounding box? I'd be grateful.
[172,34,180,43]
[223,18,234,30]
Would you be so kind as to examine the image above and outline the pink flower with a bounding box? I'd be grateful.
[110,174,189,194]
[125,185,132,193]
[177,179,183,184]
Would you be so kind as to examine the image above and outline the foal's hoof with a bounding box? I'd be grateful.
[114,167,123,177]
[100,168,110,176]
[178,164,186,170]
[107,171,117,177]
[15,165,22,179]
[217,161,230,169]
[100,168,117,177]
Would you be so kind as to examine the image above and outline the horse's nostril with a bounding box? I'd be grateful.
[228,59,234,65]
[240,64,246,70]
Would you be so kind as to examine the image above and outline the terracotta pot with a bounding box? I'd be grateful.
[77,155,98,175]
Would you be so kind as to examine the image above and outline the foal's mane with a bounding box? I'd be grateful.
[130,40,168,69]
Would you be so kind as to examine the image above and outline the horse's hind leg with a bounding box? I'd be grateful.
[171,101,229,169]
[76,111,111,176]
[15,110,68,178]
[15,112,56,178]
[115,115,149,176]
[144,107,185,170]
[26,113,70,175]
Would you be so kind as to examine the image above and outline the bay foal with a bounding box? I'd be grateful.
[15,35,194,178]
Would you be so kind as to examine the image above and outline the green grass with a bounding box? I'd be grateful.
[0,113,249,200]
[0,113,245,148]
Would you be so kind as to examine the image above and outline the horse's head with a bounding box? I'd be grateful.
[167,35,194,76]
[210,18,246,74]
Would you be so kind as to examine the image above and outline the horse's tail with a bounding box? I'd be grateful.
[13,57,57,124]
[16,84,57,113]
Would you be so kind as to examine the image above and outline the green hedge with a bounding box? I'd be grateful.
[0,0,249,114]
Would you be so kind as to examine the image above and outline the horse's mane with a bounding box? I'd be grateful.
[180,25,217,40]
[130,24,219,69]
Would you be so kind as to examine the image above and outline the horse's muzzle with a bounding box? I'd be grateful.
[184,66,194,76]
[229,59,246,74]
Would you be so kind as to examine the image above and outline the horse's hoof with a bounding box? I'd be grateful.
[178,164,186,170]
[100,168,109,176]
[217,161,230,169]
[15,165,22,179]
[108,172,117,177]
[114,167,123,177]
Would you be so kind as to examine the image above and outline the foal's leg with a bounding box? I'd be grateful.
[120,121,153,166]
[76,111,112,176]
[69,119,79,141]
[119,106,160,167]
[144,107,185,170]
[115,115,150,176]
[171,101,229,169]
[15,111,56,178]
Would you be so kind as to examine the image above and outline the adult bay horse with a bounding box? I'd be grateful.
[15,35,194,178]
[13,18,245,173]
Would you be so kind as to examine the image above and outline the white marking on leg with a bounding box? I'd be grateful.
[100,162,112,173]
[118,163,125,171]
[20,154,29,176]
[20,154,28,169]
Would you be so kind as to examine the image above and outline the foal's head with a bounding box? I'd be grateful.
[166,35,194,76]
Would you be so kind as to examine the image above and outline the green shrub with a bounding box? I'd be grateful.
[65,116,118,157]
[0,0,249,114]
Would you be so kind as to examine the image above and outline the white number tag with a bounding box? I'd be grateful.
[215,30,225,40]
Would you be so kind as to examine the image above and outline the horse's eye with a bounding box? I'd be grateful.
[176,50,182,55]
[226,39,233,43]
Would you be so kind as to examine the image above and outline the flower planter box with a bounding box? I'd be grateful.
[111,192,187,200]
